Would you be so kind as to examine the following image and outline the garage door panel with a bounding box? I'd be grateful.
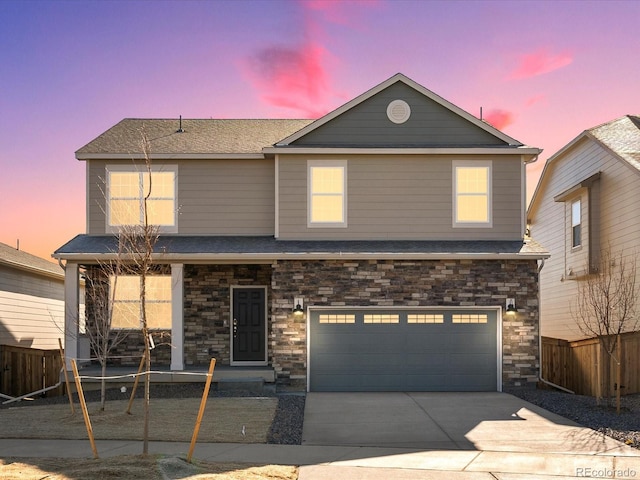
[316,373,406,391]
[314,355,405,372]
[405,335,450,351]
[405,354,449,370]
[449,338,493,353]
[310,309,498,392]
[450,374,496,390]
[449,354,493,372]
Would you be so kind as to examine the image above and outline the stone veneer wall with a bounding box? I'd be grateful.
[183,264,272,367]
[270,259,540,389]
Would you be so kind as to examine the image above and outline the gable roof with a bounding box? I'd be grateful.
[274,73,526,148]
[75,119,313,160]
[528,115,640,217]
[0,241,64,280]
[77,74,541,161]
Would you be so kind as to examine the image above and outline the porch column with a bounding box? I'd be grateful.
[171,263,184,371]
[64,262,79,369]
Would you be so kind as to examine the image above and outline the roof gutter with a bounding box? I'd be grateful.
[523,151,541,164]
[52,251,550,263]
[75,153,265,161]
[263,146,543,156]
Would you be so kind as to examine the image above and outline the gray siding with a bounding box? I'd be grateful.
[531,138,640,341]
[278,154,523,240]
[292,83,507,147]
[87,159,275,235]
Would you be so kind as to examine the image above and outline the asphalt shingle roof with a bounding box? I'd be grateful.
[54,235,547,259]
[0,241,63,278]
[75,119,315,157]
[589,115,640,170]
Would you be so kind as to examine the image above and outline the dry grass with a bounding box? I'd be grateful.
[0,397,298,479]
[0,456,298,480]
[0,397,277,443]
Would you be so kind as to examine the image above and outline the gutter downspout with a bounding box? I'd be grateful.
[537,258,575,394]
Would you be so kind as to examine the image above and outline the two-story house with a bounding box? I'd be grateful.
[54,73,547,392]
[528,115,640,341]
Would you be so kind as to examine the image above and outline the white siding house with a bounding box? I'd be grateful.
[528,115,640,341]
[0,242,66,349]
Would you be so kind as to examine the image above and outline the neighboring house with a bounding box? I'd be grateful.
[0,241,65,349]
[54,73,547,392]
[528,115,640,341]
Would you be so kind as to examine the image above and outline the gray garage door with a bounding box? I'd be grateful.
[309,309,498,392]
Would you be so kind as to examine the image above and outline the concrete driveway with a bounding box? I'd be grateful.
[302,392,632,454]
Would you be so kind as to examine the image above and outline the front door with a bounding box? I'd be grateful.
[232,287,266,364]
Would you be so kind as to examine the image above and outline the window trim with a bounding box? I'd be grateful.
[105,165,178,233]
[452,160,493,228]
[571,198,582,249]
[307,160,347,228]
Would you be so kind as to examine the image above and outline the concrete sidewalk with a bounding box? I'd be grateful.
[1,438,639,479]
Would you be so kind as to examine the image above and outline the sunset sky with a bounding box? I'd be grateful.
[1,0,639,262]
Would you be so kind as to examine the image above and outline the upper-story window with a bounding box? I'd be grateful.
[107,166,177,232]
[571,199,582,248]
[308,160,347,227]
[453,160,492,227]
[110,275,172,329]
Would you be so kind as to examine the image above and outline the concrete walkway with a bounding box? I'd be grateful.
[1,438,639,479]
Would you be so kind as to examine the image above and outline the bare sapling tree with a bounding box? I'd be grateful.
[115,128,161,454]
[572,246,639,410]
[83,248,129,411]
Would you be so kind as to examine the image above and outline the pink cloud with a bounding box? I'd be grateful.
[301,0,381,25]
[241,0,380,117]
[525,94,547,107]
[244,42,334,118]
[484,109,515,130]
[508,49,573,80]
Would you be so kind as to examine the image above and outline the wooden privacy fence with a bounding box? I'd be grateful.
[542,332,640,396]
[0,344,64,398]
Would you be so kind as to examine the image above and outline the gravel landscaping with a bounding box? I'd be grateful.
[507,387,640,449]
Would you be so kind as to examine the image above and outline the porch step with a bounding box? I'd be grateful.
[216,377,264,395]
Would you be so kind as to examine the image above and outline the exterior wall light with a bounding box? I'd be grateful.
[293,297,304,316]
[506,298,517,314]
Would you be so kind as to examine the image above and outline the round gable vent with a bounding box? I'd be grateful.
[387,99,411,124]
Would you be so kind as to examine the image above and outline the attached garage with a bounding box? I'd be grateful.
[309,308,499,392]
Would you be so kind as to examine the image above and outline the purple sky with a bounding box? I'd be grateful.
[1,0,639,261]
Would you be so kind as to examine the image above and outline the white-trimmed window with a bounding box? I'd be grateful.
[110,275,171,329]
[453,161,492,227]
[571,199,582,248]
[107,166,177,231]
[308,160,347,227]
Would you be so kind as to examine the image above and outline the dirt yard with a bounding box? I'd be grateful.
[0,397,277,443]
[0,396,298,479]
[0,456,298,480]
